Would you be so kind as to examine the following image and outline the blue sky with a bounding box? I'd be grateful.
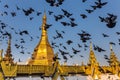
[0,0,120,79]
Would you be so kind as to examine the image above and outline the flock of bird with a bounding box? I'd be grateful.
[99,13,117,28]
[0,0,119,64]
[46,0,65,7]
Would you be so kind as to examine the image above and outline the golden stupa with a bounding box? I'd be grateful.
[28,12,54,65]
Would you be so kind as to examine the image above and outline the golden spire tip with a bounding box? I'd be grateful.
[110,43,113,51]
[90,41,92,51]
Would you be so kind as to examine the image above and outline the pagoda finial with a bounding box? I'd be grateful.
[44,9,46,14]
[42,10,47,31]
[43,9,47,20]
[110,43,113,51]
[8,38,10,44]
[90,41,93,51]
[6,36,11,54]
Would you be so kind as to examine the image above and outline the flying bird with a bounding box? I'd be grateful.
[69,17,75,21]
[93,45,106,52]
[82,0,87,3]
[48,11,53,15]
[22,8,34,16]
[55,30,63,39]
[36,11,42,16]
[94,0,108,9]
[61,9,72,18]
[29,17,34,20]
[4,4,9,8]
[70,21,77,27]
[72,47,80,54]
[80,14,87,19]
[16,5,21,10]
[99,16,105,22]
[11,12,16,17]
[116,32,120,35]
[102,33,109,37]
[19,30,29,36]
[66,40,73,45]
[45,0,56,6]
[85,9,94,13]
[109,42,116,46]
[61,22,70,26]
[45,24,52,30]
[78,44,82,48]
[54,14,64,21]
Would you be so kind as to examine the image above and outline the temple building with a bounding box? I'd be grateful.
[28,12,54,65]
[1,11,120,80]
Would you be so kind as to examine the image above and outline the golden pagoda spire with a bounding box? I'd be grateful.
[42,10,47,29]
[109,43,119,74]
[41,10,47,39]
[88,42,100,79]
[3,36,14,64]
[88,42,98,66]
[109,43,119,66]
[29,12,54,65]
